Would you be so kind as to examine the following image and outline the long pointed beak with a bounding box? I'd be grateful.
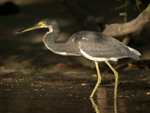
[16,25,41,34]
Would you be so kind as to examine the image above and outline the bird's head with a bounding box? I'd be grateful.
[16,18,56,34]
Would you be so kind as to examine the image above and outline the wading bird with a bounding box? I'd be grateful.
[16,18,141,98]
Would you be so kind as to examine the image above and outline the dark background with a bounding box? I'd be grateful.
[0,0,149,69]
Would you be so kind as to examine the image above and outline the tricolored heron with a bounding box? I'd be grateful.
[16,18,141,98]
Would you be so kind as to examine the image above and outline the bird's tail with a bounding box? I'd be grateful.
[128,47,141,60]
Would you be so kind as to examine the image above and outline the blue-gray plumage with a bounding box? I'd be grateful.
[71,31,140,61]
[16,18,141,98]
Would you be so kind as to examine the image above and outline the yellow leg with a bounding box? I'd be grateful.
[90,61,102,98]
[105,60,118,99]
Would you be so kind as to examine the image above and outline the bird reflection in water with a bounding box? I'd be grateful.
[90,98,117,113]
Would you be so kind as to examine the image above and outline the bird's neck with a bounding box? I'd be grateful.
[43,22,80,56]
[49,23,60,42]
[43,22,61,51]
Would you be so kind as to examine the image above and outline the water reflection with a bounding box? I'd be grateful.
[0,76,150,113]
[0,78,118,113]
[92,85,118,113]
[90,97,117,113]
[114,99,117,113]
[90,98,100,113]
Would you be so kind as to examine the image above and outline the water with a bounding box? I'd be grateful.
[0,73,150,113]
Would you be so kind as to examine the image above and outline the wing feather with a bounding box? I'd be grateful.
[75,31,140,60]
